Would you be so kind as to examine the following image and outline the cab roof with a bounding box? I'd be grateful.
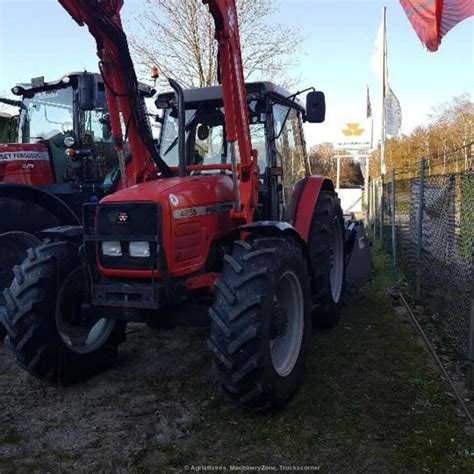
[12,72,154,98]
[155,82,305,112]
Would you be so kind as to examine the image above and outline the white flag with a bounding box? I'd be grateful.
[371,18,385,83]
[385,87,402,137]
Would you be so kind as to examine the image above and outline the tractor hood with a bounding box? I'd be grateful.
[0,143,54,186]
[101,174,235,210]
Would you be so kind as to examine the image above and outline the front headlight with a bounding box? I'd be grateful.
[129,241,151,258]
[102,241,122,257]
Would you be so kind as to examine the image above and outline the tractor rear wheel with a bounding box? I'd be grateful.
[208,237,311,411]
[308,191,345,329]
[0,232,41,342]
[3,241,126,383]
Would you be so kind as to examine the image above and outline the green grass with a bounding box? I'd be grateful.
[142,252,474,473]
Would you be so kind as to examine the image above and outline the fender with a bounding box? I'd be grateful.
[292,176,335,242]
[38,225,84,241]
[0,183,79,227]
[240,221,306,248]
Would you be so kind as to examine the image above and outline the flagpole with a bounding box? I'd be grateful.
[381,5,387,177]
[365,85,372,223]
[379,6,387,245]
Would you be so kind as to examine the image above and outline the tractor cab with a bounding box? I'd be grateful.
[9,72,118,186]
[155,82,324,221]
[0,72,155,221]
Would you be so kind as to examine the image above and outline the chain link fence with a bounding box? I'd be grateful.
[368,143,473,387]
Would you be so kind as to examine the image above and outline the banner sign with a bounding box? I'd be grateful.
[335,120,372,150]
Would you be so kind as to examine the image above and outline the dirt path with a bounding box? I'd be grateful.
[1,253,473,473]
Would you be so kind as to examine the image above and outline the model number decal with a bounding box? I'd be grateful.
[0,151,49,162]
[173,202,233,220]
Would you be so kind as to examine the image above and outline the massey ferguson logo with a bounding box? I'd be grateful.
[342,123,365,137]
[116,212,129,223]
[0,151,49,162]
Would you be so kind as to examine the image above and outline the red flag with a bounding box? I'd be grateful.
[400,0,474,51]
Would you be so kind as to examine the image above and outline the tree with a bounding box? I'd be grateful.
[308,143,364,187]
[127,0,303,88]
[369,94,473,179]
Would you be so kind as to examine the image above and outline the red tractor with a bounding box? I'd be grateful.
[2,0,371,410]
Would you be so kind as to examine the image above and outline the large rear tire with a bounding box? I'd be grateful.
[0,232,41,342]
[308,191,345,329]
[2,241,126,383]
[208,237,311,411]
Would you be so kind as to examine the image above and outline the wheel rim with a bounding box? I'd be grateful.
[329,216,344,303]
[270,270,305,377]
[56,267,115,354]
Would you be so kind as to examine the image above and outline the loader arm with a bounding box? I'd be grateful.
[203,0,258,224]
[58,0,171,186]
[59,0,257,222]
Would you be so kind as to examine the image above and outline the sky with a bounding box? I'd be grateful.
[0,0,473,148]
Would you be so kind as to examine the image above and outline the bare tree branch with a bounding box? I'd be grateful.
[126,0,303,90]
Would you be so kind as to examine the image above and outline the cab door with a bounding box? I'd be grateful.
[272,103,308,216]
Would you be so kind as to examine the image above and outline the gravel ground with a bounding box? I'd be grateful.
[0,325,214,472]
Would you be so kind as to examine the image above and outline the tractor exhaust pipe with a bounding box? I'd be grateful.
[168,79,186,178]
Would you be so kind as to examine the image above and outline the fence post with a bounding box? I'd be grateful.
[391,168,397,267]
[467,295,474,391]
[416,159,425,299]
[379,177,384,246]
[370,180,375,239]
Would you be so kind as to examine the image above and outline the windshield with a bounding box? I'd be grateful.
[159,101,267,171]
[20,87,73,143]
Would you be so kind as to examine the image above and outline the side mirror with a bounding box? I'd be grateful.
[78,74,96,111]
[305,91,326,123]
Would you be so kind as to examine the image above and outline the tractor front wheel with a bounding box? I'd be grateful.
[3,241,126,383]
[208,237,311,411]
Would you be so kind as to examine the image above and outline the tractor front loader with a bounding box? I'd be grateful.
[2,0,372,411]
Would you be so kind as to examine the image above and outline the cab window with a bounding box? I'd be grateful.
[273,103,306,200]
[194,123,225,165]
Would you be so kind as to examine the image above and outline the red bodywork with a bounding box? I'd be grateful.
[203,0,259,224]
[294,176,332,241]
[0,143,54,185]
[99,175,236,280]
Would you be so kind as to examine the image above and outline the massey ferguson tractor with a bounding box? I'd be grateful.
[0,72,154,338]
[2,0,371,410]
